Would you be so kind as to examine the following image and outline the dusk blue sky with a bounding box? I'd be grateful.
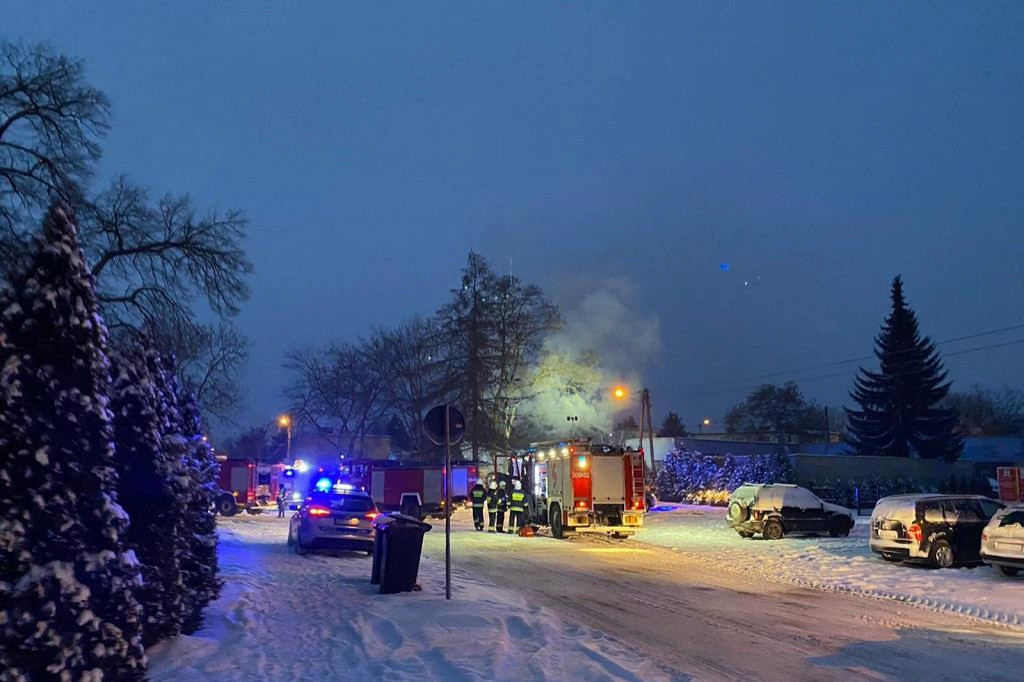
[6,2,1023,434]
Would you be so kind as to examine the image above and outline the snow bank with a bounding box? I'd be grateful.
[148,514,682,682]
[638,505,1024,628]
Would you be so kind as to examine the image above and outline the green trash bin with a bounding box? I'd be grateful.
[371,513,432,594]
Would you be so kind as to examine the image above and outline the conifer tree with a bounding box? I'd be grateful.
[0,205,146,680]
[177,387,221,633]
[144,348,193,629]
[110,342,186,645]
[847,276,962,460]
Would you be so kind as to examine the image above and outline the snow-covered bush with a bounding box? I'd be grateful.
[0,206,146,680]
[654,449,796,504]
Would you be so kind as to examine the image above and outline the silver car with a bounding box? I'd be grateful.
[288,491,379,555]
[981,506,1024,578]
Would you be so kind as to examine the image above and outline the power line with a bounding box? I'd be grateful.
[689,322,1024,391]
[692,336,1024,398]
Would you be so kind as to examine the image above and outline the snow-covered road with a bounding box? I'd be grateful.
[441,511,1024,682]
[147,514,685,682]
[148,509,1024,682]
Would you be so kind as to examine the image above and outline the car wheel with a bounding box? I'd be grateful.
[828,517,851,538]
[762,519,784,540]
[994,565,1020,578]
[217,496,237,516]
[286,527,295,546]
[293,534,307,555]
[550,504,564,539]
[737,530,754,539]
[930,540,955,568]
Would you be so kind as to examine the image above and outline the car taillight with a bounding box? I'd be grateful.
[365,512,379,520]
[308,506,330,516]
[907,523,922,543]
[576,500,587,508]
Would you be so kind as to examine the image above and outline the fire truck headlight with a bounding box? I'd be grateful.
[291,492,302,501]
[561,447,569,456]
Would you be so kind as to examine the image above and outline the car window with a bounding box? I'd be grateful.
[999,510,1024,528]
[334,496,375,512]
[307,493,375,512]
[923,502,946,523]
[757,488,785,509]
[783,488,823,509]
[979,499,1004,519]
[950,500,982,522]
[873,498,915,525]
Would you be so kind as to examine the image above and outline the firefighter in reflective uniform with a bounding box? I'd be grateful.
[485,481,505,532]
[486,481,501,532]
[508,479,526,534]
[470,480,486,531]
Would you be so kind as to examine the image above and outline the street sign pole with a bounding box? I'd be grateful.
[444,404,452,600]
[423,403,463,601]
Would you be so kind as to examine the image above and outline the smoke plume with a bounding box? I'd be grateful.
[521,276,662,440]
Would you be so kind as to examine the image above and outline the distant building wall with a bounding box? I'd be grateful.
[790,453,975,487]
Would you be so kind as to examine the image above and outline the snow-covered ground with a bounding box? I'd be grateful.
[638,504,1024,628]
[147,514,685,682]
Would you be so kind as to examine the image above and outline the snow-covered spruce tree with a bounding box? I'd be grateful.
[176,387,220,633]
[110,343,187,646]
[654,451,680,501]
[847,276,962,460]
[142,348,192,631]
[0,205,146,680]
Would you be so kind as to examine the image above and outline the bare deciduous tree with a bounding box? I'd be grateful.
[375,317,450,452]
[1,44,252,424]
[285,340,392,456]
[0,41,110,266]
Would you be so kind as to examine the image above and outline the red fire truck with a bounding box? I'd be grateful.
[520,439,646,539]
[216,457,285,514]
[340,459,479,520]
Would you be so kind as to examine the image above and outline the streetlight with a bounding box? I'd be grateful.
[611,385,654,474]
[278,414,293,460]
[700,418,711,434]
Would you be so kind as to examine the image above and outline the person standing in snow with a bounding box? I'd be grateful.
[276,489,287,518]
[470,480,487,531]
[508,479,527,534]
[486,480,504,533]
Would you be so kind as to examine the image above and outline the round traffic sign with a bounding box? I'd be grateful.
[424,404,465,446]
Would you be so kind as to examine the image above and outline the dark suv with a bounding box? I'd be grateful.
[869,494,1005,568]
[727,484,855,540]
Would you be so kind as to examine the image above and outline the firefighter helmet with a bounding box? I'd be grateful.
[488,480,497,490]
[513,479,522,490]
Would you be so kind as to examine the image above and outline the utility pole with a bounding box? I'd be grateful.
[824,406,830,455]
[637,388,656,474]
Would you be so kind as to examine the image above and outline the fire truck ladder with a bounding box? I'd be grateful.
[629,453,645,506]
